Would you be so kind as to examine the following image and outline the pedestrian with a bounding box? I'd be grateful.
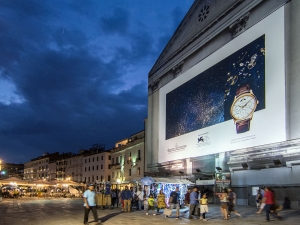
[256,189,262,209]
[185,188,191,206]
[83,184,101,225]
[228,188,241,218]
[263,187,281,222]
[146,194,156,215]
[121,186,132,213]
[143,193,149,212]
[166,187,180,219]
[156,189,166,214]
[200,193,209,221]
[136,187,144,211]
[111,189,117,209]
[130,187,135,211]
[219,189,229,220]
[189,187,198,219]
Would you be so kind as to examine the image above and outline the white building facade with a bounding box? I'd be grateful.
[111,131,145,189]
[146,0,300,208]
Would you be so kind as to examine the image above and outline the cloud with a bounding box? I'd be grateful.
[100,7,130,35]
[0,0,193,163]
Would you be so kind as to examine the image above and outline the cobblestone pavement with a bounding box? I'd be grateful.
[0,197,299,225]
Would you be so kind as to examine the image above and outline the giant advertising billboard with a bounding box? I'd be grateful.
[158,7,286,163]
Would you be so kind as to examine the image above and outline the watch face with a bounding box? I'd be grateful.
[230,93,257,120]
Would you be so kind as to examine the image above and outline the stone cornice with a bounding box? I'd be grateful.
[149,0,265,88]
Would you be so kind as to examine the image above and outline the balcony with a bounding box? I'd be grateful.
[111,163,121,169]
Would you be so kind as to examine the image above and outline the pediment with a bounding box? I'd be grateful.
[149,0,246,77]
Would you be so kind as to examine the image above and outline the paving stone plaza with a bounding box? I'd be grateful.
[0,197,299,225]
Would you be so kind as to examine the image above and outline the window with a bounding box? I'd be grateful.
[97,176,98,180]
[138,167,140,176]
[88,167,90,171]
[108,155,111,160]
[108,175,111,181]
[97,165,98,170]
[119,156,122,164]
[116,156,119,164]
[85,167,86,172]
[138,150,141,159]
[88,177,90,182]
[108,164,110,169]
[85,177,86,182]
[101,164,103,169]
[85,159,87,163]
[89,158,90,163]
[112,172,114,178]
[92,166,94,171]
[129,152,131,157]
[93,157,94,162]
[97,157,99,161]
[92,176,94,182]
[129,169,131,176]
[101,155,104,160]
[101,175,103,181]
[112,158,114,165]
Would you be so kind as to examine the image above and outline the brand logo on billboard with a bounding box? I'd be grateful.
[196,133,211,147]
[167,143,187,153]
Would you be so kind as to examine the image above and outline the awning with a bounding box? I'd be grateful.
[0,177,29,185]
[154,178,194,184]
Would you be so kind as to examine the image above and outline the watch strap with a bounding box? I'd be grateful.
[236,118,250,133]
[236,84,250,97]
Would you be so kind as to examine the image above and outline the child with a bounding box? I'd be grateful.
[143,194,148,213]
[200,194,209,221]
[146,194,156,215]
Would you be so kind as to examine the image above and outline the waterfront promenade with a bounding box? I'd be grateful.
[0,197,299,225]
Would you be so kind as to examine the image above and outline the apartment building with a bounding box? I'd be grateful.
[81,146,111,184]
[24,152,60,180]
[111,131,145,188]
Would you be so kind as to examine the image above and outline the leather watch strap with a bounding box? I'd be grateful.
[236,84,250,97]
[236,118,250,133]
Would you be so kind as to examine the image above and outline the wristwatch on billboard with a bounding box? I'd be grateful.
[230,84,259,133]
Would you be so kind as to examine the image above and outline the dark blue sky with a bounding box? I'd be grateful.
[0,0,193,163]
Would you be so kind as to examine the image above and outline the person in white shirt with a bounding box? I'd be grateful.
[135,187,144,211]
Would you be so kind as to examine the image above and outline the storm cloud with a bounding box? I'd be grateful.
[0,0,193,163]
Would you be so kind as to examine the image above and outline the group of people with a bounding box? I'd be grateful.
[218,188,241,220]
[256,187,283,221]
[1,188,22,198]
[119,185,174,216]
[82,184,185,224]
[185,186,210,221]
[82,184,287,224]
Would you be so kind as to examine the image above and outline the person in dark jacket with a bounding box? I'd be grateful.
[121,186,132,212]
[166,187,180,219]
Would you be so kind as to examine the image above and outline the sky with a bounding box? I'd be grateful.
[0,0,194,164]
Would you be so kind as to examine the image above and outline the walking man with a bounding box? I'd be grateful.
[189,187,198,219]
[228,188,241,218]
[121,186,132,212]
[83,184,101,225]
[166,187,180,219]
